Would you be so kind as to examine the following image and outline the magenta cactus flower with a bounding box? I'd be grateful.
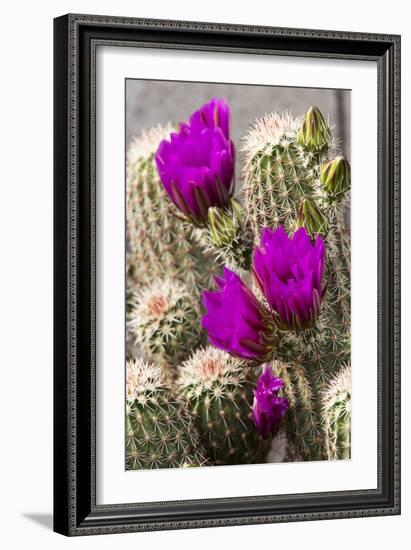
[201,268,276,361]
[253,226,326,331]
[155,98,235,226]
[251,366,288,438]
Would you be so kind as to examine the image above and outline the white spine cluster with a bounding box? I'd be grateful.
[178,347,245,389]
[242,111,302,163]
[126,358,163,402]
[127,122,174,166]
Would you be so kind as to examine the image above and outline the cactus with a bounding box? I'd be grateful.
[126,124,220,294]
[178,347,270,465]
[126,359,207,469]
[241,107,351,461]
[128,278,204,368]
[271,359,323,460]
[125,100,352,467]
[323,365,352,459]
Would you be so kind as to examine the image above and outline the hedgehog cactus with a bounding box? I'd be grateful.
[216,106,349,460]
[323,365,352,460]
[126,124,220,293]
[128,278,204,369]
[126,99,352,468]
[178,347,271,465]
[271,359,324,460]
[126,359,207,469]
[241,107,351,330]
[242,112,317,238]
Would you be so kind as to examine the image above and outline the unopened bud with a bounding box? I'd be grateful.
[298,106,331,152]
[320,156,351,199]
[297,199,328,237]
[208,199,243,247]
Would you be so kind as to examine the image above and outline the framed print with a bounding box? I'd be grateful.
[53,14,401,536]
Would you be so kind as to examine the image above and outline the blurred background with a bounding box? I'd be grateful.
[126,79,351,176]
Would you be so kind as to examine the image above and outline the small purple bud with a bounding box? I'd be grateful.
[251,365,288,438]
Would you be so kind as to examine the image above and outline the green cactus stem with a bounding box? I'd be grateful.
[128,278,204,369]
[126,359,207,469]
[323,364,352,459]
[242,107,351,461]
[178,347,271,465]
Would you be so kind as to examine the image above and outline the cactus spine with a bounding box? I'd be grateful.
[128,278,204,368]
[126,125,220,294]
[323,365,352,459]
[242,107,351,460]
[126,359,207,469]
[178,347,270,465]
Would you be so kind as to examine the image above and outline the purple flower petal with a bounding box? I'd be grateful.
[201,268,275,361]
[252,366,288,438]
[252,226,326,330]
[154,98,235,225]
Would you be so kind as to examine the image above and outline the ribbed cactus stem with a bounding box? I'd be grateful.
[323,199,351,329]
[242,112,315,239]
[126,124,220,294]
[178,347,270,465]
[126,359,207,469]
[128,278,204,369]
[242,107,351,338]
[272,310,348,461]
[240,104,351,459]
[323,365,352,459]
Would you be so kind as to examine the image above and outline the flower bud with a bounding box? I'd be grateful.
[297,198,328,237]
[251,366,288,439]
[208,199,243,247]
[298,106,331,152]
[320,156,351,199]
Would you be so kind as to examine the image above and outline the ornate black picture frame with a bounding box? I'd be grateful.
[53,13,401,536]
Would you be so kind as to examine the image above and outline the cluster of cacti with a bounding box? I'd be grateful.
[240,107,351,460]
[126,359,207,469]
[125,97,352,469]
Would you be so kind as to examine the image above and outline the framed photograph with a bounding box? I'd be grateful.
[53,14,401,536]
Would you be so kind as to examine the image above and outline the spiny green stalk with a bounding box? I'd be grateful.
[126,359,207,469]
[271,309,348,461]
[242,112,316,238]
[271,359,320,460]
[323,364,351,459]
[126,124,221,294]
[242,107,351,461]
[128,278,204,369]
[178,347,270,465]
